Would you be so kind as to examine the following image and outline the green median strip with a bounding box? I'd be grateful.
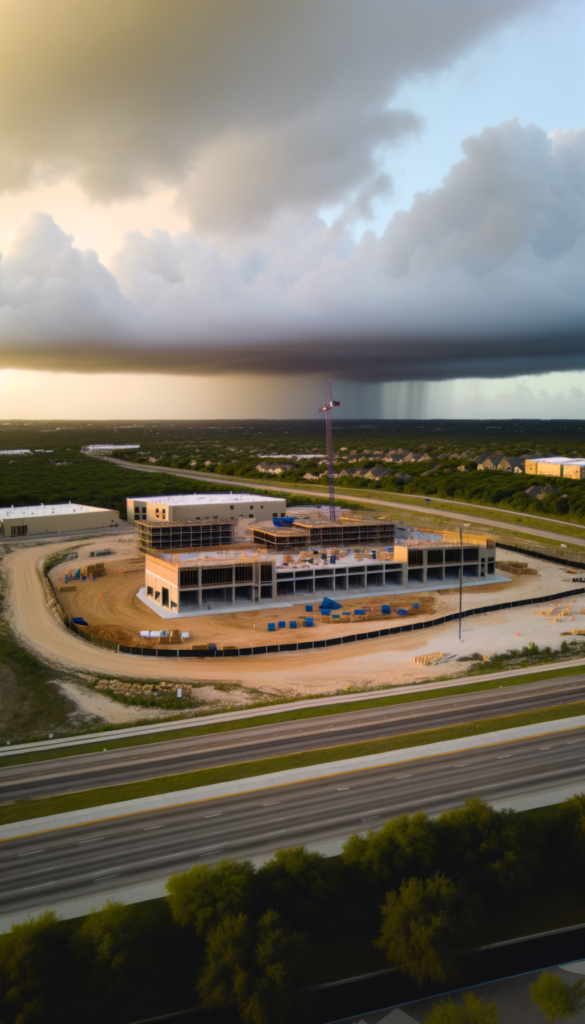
[3,662,585,768]
[2,700,585,827]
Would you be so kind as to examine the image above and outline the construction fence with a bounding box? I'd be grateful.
[62,584,585,659]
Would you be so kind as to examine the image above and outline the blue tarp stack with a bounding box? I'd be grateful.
[319,596,343,611]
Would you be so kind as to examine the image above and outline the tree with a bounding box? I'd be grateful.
[424,992,499,1023]
[530,972,585,1022]
[560,794,585,863]
[197,910,313,1024]
[376,874,483,987]
[166,858,255,935]
[0,911,68,1023]
[342,811,437,887]
[434,797,540,897]
[76,899,148,991]
[256,846,332,924]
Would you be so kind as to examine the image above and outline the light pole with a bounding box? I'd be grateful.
[458,522,471,641]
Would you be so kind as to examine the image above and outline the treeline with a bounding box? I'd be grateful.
[1,796,584,1024]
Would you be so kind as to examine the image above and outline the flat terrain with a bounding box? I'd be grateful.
[2,675,584,803]
[1,726,584,916]
[6,538,585,717]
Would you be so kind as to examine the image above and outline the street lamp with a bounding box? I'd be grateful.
[458,523,471,641]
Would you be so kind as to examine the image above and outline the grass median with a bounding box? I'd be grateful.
[3,660,585,768]
[2,699,585,827]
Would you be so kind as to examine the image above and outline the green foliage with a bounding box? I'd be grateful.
[559,793,585,863]
[530,971,585,1022]
[376,873,483,986]
[424,991,499,1023]
[197,910,313,1024]
[76,899,150,991]
[0,911,68,1024]
[166,858,255,935]
[256,846,332,924]
[435,797,541,896]
[342,811,437,886]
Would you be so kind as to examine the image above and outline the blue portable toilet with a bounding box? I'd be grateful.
[278,621,286,628]
[306,604,313,612]
[290,621,297,629]
[372,550,376,559]
[330,555,336,565]
[381,604,391,615]
[268,623,276,632]
[306,617,314,626]
[64,573,68,584]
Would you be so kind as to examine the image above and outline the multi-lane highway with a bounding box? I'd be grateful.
[2,675,585,804]
[2,728,585,916]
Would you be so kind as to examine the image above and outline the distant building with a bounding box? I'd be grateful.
[0,502,120,537]
[524,457,585,480]
[128,492,286,553]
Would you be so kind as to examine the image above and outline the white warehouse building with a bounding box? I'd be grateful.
[0,502,121,537]
[126,492,286,525]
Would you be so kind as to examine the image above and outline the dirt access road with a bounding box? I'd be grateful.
[101,455,585,549]
[5,537,585,705]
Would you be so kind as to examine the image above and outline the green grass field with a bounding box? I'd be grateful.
[2,697,584,826]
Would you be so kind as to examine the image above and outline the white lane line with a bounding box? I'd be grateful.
[540,746,551,750]
[262,801,281,806]
[17,850,44,857]
[21,882,55,891]
[79,837,105,844]
[337,787,349,791]
[453,763,470,767]
[395,774,412,779]
[204,813,221,818]
[497,755,511,759]
[144,825,163,831]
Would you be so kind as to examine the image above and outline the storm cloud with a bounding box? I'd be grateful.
[1,120,583,383]
[0,0,545,229]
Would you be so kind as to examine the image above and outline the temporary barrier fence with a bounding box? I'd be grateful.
[97,583,585,657]
[61,545,585,659]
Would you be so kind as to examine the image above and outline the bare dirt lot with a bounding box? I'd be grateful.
[5,537,585,716]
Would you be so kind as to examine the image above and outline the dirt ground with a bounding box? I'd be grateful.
[5,537,585,721]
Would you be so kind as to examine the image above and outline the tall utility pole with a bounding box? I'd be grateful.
[458,522,471,641]
[318,381,340,521]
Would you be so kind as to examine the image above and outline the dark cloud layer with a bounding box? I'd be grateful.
[1,121,583,383]
[0,0,542,229]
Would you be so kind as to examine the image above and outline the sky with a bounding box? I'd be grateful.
[0,0,583,420]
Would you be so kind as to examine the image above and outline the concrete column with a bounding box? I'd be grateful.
[198,586,202,611]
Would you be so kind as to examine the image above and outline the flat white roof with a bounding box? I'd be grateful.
[531,457,585,466]
[0,503,113,519]
[131,493,281,506]
[84,444,140,451]
[0,449,32,455]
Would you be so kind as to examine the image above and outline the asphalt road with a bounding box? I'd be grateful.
[2,676,585,804]
[2,728,585,916]
[100,455,585,549]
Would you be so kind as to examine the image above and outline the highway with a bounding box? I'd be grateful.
[1,728,585,916]
[2,676,585,804]
[100,454,585,549]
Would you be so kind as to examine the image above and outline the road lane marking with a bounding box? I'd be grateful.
[17,850,44,857]
[79,837,104,843]
[453,763,470,767]
[204,813,221,818]
[21,882,55,891]
[144,825,163,831]
[395,774,412,778]
[497,755,511,759]
[262,801,281,805]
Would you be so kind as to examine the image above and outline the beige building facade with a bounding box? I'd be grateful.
[524,457,585,480]
[127,492,286,524]
[0,503,120,537]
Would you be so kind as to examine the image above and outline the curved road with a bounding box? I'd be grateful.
[2,675,585,803]
[2,727,584,916]
[100,455,585,549]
